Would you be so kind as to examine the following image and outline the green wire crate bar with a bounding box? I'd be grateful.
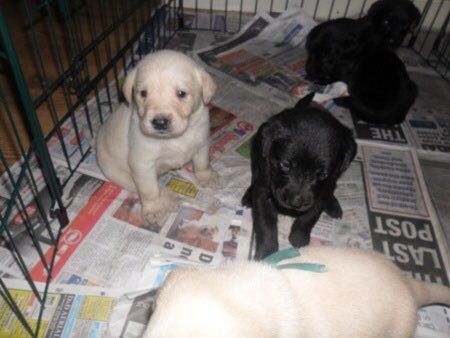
[0,0,448,336]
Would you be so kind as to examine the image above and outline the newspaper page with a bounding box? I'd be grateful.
[405,107,450,156]
[322,99,414,146]
[397,47,443,77]
[24,179,252,289]
[0,279,124,338]
[195,9,348,106]
[107,262,181,338]
[0,170,107,278]
[419,158,450,249]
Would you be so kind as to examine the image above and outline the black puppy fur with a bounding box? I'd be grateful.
[335,47,418,124]
[365,0,421,50]
[305,15,418,124]
[242,93,356,260]
[305,18,369,85]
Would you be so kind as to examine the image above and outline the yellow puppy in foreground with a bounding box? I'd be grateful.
[144,246,450,338]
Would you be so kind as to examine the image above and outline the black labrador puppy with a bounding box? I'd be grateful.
[365,0,421,50]
[242,93,356,260]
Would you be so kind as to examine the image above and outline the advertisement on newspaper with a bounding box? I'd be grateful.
[0,279,123,338]
[406,111,450,155]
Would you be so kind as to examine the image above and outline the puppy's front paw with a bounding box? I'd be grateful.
[254,242,278,261]
[195,167,218,189]
[288,230,310,248]
[142,190,179,225]
[325,196,343,219]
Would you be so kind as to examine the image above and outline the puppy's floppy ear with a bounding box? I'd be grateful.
[294,92,315,110]
[199,69,216,104]
[261,120,287,158]
[123,68,137,103]
[339,134,357,175]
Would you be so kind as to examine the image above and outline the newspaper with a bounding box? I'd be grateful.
[195,9,348,107]
[21,178,252,289]
[0,278,124,337]
[406,109,450,156]
[324,96,450,161]
[397,48,441,77]
[419,158,450,249]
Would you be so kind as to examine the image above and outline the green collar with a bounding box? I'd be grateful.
[263,248,327,273]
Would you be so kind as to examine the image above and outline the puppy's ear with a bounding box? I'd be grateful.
[123,68,137,103]
[200,69,216,104]
[339,135,357,175]
[261,120,286,158]
[294,92,315,110]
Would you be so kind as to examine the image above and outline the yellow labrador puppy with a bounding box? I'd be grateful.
[96,50,217,224]
[145,246,450,338]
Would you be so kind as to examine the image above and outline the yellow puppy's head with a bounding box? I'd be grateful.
[123,50,216,138]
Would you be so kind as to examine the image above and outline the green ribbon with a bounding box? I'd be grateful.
[263,247,327,273]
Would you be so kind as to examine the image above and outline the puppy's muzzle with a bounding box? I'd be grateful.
[276,188,314,212]
[290,195,313,212]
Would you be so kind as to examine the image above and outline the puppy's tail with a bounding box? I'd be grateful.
[408,278,450,308]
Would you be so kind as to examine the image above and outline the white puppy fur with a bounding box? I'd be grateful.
[96,50,217,224]
[144,246,450,338]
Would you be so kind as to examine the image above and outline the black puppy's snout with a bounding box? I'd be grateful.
[152,116,170,131]
[292,195,313,211]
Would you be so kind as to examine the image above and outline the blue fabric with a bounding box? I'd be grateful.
[263,248,326,273]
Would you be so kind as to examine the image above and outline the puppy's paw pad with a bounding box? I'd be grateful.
[196,168,219,189]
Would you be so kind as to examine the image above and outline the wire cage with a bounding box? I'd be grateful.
[0,0,448,336]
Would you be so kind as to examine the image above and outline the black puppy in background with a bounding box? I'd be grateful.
[242,93,356,260]
[365,0,421,50]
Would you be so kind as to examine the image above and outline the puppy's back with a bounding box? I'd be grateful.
[282,246,449,337]
[145,263,302,338]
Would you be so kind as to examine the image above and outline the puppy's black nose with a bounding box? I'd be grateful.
[152,117,170,131]
[292,196,313,211]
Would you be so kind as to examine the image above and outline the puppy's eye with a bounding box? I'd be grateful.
[140,90,147,98]
[279,160,291,172]
[316,169,328,181]
[176,90,187,98]
[383,19,390,26]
